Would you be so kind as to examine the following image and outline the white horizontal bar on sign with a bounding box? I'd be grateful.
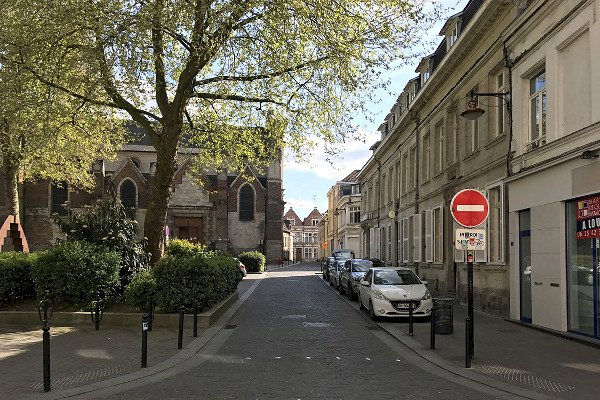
[456,205,484,212]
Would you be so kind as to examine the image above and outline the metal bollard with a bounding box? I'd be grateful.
[430,305,436,350]
[146,297,155,332]
[90,293,103,331]
[142,313,148,368]
[408,301,414,336]
[193,302,198,338]
[37,291,53,392]
[178,306,184,350]
[465,317,471,368]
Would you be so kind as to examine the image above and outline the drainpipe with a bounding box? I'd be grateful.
[411,111,421,277]
[504,43,515,177]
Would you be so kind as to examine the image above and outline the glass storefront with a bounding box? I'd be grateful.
[566,196,600,337]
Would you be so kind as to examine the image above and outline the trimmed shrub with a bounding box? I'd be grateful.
[32,240,121,306]
[0,252,36,304]
[56,195,149,292]
[238,251,265,273]
[153,253,238,313]
[124,269,156,310]
[164,239,206,257]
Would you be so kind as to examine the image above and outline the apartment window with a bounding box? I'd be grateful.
[448,113,457,165]
[529,69,547,149]
[375,179,380,209]
[382,174,387,206]
[119,179,137,219]
[312,219,319,226]
[351,184,360,195]
[350,206,360,223]
[387,168,393,204]
[447,25,458,50]
[422,69,430,85]
[409,146,416,190]
[422,133,430,182]
[402,152,408,194]
[495,71,507,138]
[239,184,255,221]
[433,206,443,263]
[50,182,69,216]
[434,122,444,175]
[288,219,295,226]
[487,185,504,263]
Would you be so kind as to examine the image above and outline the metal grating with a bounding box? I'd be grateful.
[224,324,237,329]
[476,365,575,393]
[31,365,126,389]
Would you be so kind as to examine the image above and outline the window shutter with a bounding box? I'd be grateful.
[425,209,433,262]
[402,218,409,263]
[369,228,375,258]
[387,224,392,261]
[475,190,489,263]
[413,213,422,262]
[453,221,465,262]
[397,221,402,264]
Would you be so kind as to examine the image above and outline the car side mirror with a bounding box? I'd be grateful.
[360,280,370,287]
[421,280,429,286]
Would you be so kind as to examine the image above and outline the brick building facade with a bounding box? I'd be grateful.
[1,141,285,263]
[284,207,322,262]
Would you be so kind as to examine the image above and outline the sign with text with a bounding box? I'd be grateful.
[455,229,486,251]
[577,196,600,239]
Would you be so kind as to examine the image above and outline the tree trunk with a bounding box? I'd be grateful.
[144,127,180,265]
[3,156,20,219]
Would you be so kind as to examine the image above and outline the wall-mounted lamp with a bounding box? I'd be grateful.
[460,90,510,121]
[581,150,599,159]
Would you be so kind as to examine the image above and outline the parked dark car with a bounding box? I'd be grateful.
[322,257,336,280]
[339,258,381,299]
[328,259,346,288]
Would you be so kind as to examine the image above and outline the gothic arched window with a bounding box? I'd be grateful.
[120,179,137,219]
[239,184,255,221]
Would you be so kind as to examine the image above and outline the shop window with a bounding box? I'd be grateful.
[239,184,254,221]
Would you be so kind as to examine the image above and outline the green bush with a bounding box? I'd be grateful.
[164,239,206,257]
[32,240,121,306]
[124,269,156,310]
[56,195,149,292]
[0,252,36,304]
[153,253,238,313]
[238,251,265,273]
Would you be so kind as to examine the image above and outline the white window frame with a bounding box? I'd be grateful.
[397,220,402,264]
[369,227,375,259]
[434,121,444,174]
[413,213,422,262]
[485,183,505,264]
[433,204,444,263]
[422,132,430,182]
[425,209,433,262]
[402,217,409,263]
[528,69,547,150]
[448,113,457,165]
[495,71,507,138]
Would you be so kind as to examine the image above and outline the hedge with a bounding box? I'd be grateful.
[238,251,265,273]
[0,252,36,304]
[32,240,121,306]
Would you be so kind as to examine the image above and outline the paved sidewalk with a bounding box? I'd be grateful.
[0,275,259,400]
[376,303,600,400]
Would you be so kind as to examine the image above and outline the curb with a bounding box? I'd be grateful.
[0,292,239,329]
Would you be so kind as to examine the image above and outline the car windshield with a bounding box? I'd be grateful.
[352,260,372,272]
[373,269,421,285]
[333,250,354,259]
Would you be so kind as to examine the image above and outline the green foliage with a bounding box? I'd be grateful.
[153,253,239,313]
[238,251,265,273]
[56,195,150,291]
[0,252,36,304]
[32,240,121,306]
[164,239,206,258]
[124,269,156,310]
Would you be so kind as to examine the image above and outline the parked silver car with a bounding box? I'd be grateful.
[339,258,384,299]
[328,259,346,289]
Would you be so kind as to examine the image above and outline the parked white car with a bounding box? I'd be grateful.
[358,267,433,320]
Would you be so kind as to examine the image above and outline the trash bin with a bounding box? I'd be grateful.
[433,298,454,334]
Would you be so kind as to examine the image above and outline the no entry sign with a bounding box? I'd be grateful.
[451,189,489,228]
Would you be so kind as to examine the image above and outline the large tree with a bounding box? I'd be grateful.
[2,0,440,263]
[0,15,124,218]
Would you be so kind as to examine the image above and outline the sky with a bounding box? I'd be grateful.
[283,0,469,220]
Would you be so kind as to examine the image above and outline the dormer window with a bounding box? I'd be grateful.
[422,69,430,85]
[447,25,458,49]
[392,113,396,125]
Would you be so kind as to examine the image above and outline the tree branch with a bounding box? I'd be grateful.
[152,0,170,115]
[191,92,286,106]
[194,56,328,86]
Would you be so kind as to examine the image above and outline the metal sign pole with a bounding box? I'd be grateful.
[467,250,474,359]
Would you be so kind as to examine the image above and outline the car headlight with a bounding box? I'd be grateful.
[422,289,432,300]
[372,291,389,301]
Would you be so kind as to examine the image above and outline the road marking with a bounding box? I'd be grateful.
[365,357,371,361]
[305,356,311,359]
[336,357,341,360]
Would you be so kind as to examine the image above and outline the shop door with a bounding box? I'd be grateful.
[519,210,532,323]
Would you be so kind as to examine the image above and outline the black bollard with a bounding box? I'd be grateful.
[37,292,53,392]
[465,317,471,368]
[91,297,101,331]
[408,301,414,336]
[430,305,436,350]
[146,297,154,332]
[193,302,198,338]
[178,306,184,350]
[142,313,148,368]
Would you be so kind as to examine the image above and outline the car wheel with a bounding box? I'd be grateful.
[369,300,378,321]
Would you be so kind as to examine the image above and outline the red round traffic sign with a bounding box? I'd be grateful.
[451,189,489,228]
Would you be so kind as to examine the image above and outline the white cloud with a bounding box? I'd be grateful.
[285,127,380,180]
